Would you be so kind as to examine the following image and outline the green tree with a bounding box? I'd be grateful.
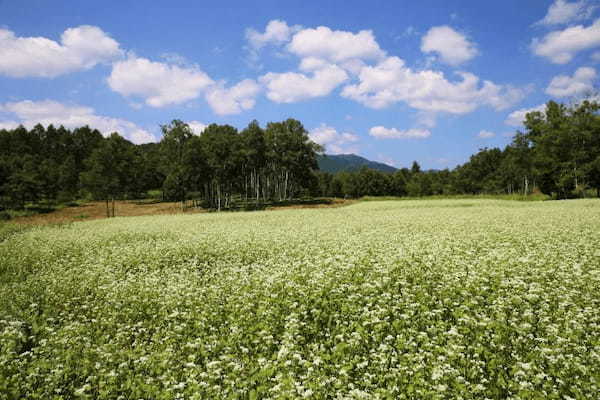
[199,124,242,210]
[522,100,600,198]
[80,133,136,217]
[264,119,321,201]
[160,120,194,207]
[240,120,267,204]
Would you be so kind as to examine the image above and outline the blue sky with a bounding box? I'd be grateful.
[1,0,599,169]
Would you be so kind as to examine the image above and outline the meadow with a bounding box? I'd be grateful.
[1,199,599,399]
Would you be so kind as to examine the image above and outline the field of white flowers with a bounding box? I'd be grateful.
[1,199,599,399]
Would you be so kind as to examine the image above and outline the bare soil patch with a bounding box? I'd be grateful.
[12,198,354,225]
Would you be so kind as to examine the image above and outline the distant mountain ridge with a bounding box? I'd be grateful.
[317,154,397,173]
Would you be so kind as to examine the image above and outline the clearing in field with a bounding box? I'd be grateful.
[1,199,599,399]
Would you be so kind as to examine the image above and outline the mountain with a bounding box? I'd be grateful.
[317,154,397,174]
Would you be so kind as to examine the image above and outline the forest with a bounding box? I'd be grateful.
[1,100,599,215]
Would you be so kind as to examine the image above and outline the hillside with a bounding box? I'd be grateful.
[317,154,397,173]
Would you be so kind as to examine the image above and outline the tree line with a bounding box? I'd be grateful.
[158,119,320,211]
[316,100,600,199]
[0,118,321,215]
[1,100,599,216]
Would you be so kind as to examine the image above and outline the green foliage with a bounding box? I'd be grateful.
[1,200,599,398]
[1,99,598,215]
[80,133,140,216]
[157,119,322,210]
[160,120,195,203]
[315,99,600,199]
[0,124,160,211]
[522,100,600,198]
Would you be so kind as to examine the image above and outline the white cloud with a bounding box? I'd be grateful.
[484,83,532,111]
[299,57,330,71]
[341,56,525,113]
[505,104,546,127]
[545,66,597,97]
[188,121,207,135]
[249,22,523,116]
[477,130,495,139]
[309,123,359,154]
[260,64,348,103]
[416,111,438,128]
[536,0,596,26]
[107,56,213,107]
[244,20,302,68]
[246,21,384,74]
[205,79,261,115]
[0,25,122,78]
[108,56,259,114]
[0,100,155,143]
[246,20,298,50]
[531,19,600,64]
[420,26,478,66]
[0,120,20,130]
[369,125,431,139]
[287,26,385,64]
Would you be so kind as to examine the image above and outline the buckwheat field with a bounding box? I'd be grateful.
[1,199,599,399]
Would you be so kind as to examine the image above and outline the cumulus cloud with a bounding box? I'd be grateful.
[245,20,384,74]
[535,0,596,26]
[309,124,359,153]
[420,26,478,66]
[0,100,155,143]
[287,26,385,64]
[298,57,331,71]
[0,120,20,130]
[260,64,348,103]
[107,56,213,107]
[244,20,302,68]
[205,79,261,115]
[416,111,438,128]
[369,125,431,139]
[477,130,495,139]
[505,104,546,127]
[247,21,523,115]
[246,20,299,50]
[531,19,600,64]
[341,56,525,113]
[545,66,597,97]
[188,121,207,134]
[108,56,259,114]
[0,25,122,78]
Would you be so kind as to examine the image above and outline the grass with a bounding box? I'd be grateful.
[1,199,599,398]
[360,193,550,202]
